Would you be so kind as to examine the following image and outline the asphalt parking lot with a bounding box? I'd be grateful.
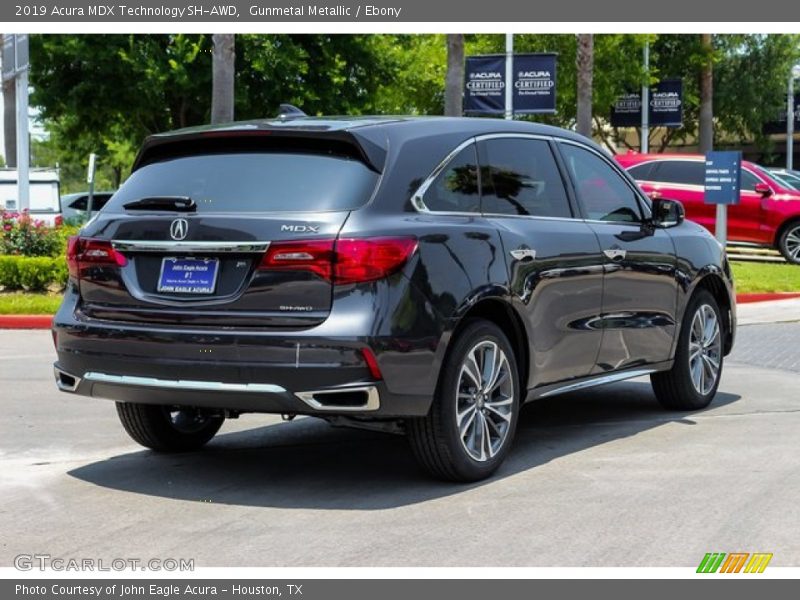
[1,323,799,568]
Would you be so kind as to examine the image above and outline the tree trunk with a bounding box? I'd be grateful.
[698,34,714,153]
[576,34,594,138]
[211,34,235,124]
[1,35,17,167]
[444,34,465,117]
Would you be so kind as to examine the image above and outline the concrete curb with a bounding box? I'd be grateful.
[736,292,800,304]
[0,315,53,329]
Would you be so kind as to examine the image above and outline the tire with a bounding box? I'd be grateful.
[651,289,724,410]
[115,402,224,452]
[777,221,800,265]
[407,319,520,482]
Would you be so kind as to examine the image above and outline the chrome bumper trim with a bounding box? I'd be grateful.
[82,371,286,394]
[111,240,270,253]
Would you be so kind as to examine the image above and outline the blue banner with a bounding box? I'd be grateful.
[464,53,558,115]
[763,92,800,134]
[513,53,557,114]
[704,151,742,205]
[610,79,683,128]
[464,55,506,115]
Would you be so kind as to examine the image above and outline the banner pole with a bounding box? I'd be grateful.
[15,66,29,213]
[505,33,513,120]
[716,204,727,247]
[641,40,649,153]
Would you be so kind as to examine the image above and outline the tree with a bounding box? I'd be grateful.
[211,34,235,124]
[576,34,594,137]
[698,34,714,153]
[1,34,17,167]
[372,35,447,115]
[235,34,395,118]
[713,34,800,153]
[444,35,464,117]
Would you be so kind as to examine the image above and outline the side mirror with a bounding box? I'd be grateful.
[754,182,773,197]
[651,198,685,228]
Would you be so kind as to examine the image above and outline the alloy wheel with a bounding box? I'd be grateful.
[688,304,722,396]
[456,341,515,462]
[784,225,800,263]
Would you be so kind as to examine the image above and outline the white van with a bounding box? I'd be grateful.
[0,168,62,225]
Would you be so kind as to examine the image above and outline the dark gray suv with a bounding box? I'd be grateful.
[52,116,736,481]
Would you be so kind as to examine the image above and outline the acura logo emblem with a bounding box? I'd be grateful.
[170,218,188,241]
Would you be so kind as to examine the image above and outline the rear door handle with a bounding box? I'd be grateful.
[510,248,536,261]
[603,248,627,261]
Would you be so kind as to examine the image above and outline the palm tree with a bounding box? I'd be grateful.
[211,34,235,124]
[698,34,714,153]
[576,34,594,138]
[444,34,465,117]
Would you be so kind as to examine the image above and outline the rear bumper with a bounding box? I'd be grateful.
[52,364,416,416]
[51,287,439,418]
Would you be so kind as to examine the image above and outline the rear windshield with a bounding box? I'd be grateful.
[105,152,379,213]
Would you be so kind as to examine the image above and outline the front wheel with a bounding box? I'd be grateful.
[116,403,224,452]
[407,319,520,482]
[777,221,800,265]
[651,289,724,410]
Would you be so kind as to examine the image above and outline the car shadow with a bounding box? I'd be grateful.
[68,381,741,510]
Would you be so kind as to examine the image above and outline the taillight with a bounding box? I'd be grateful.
[66,236,127,279]
[334,238,418,284]
[66,235,80,279]
[259,237,417,285]
[261,240,336,281]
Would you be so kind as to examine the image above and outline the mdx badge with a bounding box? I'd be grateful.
[281,225,320,233]
[170,218,188,241]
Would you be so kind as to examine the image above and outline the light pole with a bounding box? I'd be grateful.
[641,40,650,153]
[788,64,800,171]
[504,33,513,121]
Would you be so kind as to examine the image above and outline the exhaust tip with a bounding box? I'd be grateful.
[296,385,380,412]
[54,367,81,392]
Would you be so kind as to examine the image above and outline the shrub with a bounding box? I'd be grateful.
[1,210,64,257]
[0,255,68,292]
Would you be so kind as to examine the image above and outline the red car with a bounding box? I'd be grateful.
[616,152,800,264]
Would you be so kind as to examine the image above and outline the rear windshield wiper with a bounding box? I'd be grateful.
[123,196,196,212]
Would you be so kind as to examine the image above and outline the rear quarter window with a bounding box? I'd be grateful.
[106,152,379,213]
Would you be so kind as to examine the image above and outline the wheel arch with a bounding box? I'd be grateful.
[447,297,530,395]
[692,272,734,356]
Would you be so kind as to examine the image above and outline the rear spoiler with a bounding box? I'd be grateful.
[132,127,387,174]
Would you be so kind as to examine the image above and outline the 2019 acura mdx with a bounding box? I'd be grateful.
[52,115,736,481]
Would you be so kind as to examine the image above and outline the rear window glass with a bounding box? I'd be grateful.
[105,152,379,213]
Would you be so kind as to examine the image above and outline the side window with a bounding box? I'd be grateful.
[559,143,643,223]
[423,144,480,213]
[627,162,655,181]
[741,169,761,192]
[479,138,571,218]
[651,160,706,186]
